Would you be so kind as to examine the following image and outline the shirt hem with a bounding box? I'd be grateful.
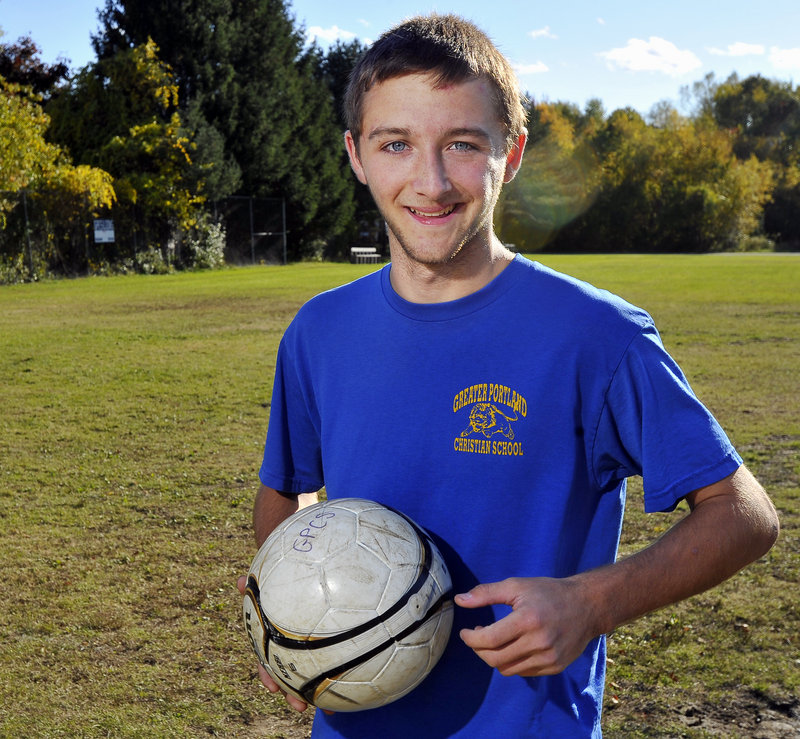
[644,451,743,513]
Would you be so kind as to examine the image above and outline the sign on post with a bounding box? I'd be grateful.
[93,219,115,244]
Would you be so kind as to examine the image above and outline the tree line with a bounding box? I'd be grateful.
[502,74,800,253]
[1,1,799,282]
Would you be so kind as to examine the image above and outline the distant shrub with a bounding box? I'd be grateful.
[185,218,226,270]
[0,252,33,284]
[135,245,171,274]
[736,235,776,252]
[0,250,49,284]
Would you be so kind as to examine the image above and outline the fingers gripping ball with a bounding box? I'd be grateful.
[242,498,454,712]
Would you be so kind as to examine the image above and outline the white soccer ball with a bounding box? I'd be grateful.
[242,498,453,712]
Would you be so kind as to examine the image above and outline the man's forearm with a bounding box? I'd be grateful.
[578,466,779,638]
[253,484,319,546]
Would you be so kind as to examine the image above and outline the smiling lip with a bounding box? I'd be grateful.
[407,205,457,218]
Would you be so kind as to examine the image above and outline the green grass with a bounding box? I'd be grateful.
[1,255,797,737]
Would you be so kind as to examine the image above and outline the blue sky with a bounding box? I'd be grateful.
[2,0,799,116]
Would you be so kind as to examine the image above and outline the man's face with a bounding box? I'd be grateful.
[345,74,524,268]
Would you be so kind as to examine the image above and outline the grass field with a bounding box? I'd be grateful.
[1,254,797,737]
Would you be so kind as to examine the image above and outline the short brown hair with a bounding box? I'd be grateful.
[344,14,527,151]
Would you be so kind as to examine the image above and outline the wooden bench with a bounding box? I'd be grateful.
[350,246,382,264]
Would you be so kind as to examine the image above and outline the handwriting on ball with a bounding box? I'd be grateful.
[292,510,336,552]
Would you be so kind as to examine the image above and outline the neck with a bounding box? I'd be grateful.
[388,235,514,304]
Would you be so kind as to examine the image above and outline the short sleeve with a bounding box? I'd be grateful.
[592,325,742,512]
[258,334,325,494]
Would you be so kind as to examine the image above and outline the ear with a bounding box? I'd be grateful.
[344,130,368,185]
[503,129,527,184]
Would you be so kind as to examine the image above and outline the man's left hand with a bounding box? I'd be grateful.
[455,577,596,677]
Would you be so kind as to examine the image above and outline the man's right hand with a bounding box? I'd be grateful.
[236,574,310,713]
[241,487,320,713]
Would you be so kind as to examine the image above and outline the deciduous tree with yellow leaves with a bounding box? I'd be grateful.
[0,74,114,280]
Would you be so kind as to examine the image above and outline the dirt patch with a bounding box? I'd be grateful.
[237,706,315,739]
[674,695,800,738]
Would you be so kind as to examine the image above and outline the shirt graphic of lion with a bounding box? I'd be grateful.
[461,403,518,439]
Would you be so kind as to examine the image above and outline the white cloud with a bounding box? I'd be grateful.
[306,25,357,44]
[529,26,557,40]
[514,61,550,76]
[597,18,606,26]
[708,42,765,56]
[769,46,800,70]
[600,37,702,77]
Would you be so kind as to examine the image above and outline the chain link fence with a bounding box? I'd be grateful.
[0,191,288,282]
[211,196,287,266]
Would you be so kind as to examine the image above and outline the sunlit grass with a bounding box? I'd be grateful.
[0,255,797,737]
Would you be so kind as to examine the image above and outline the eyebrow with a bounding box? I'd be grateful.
[447,127,493,142]
[367,126,412,141]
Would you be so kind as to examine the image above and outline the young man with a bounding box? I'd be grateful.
[241,14,779,738]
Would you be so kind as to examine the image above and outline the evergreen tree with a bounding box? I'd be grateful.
[309,38,379,257]
[311,39,367,132]
[180,99,242,203]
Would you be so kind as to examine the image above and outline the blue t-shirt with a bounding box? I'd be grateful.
[259,255,741,738]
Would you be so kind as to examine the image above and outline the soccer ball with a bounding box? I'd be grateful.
[242,498,453,712]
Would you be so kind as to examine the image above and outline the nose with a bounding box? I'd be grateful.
[413,149,453,200]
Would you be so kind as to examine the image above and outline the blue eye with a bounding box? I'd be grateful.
[386,141,408,152]
[451,142,473,151]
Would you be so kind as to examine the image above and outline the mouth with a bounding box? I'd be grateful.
[407,205,457,219]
